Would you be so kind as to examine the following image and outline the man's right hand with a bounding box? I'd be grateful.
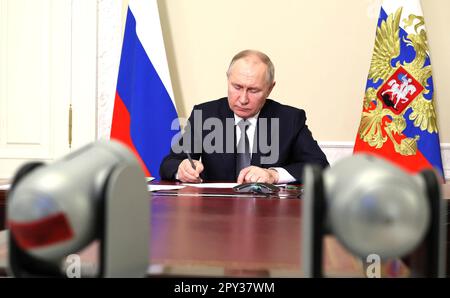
[176,159,204,183]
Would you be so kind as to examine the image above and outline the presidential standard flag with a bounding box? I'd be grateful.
[111,0,179,179]
[354,0,444,179]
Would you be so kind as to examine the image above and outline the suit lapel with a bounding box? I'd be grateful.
[219,99,237,178]
[251,100,273,168]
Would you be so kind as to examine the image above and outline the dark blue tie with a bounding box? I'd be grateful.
[236,120,251,177]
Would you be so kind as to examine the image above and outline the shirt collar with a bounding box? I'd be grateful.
[234,112,259,127]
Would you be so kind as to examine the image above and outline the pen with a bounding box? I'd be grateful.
[185,151,196,170]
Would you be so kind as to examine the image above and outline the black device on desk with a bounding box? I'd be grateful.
[233,183,280,195]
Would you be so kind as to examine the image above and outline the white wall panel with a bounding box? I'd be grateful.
[0,0,54,161]
[0,0,97,179]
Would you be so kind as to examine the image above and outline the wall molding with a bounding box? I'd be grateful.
[319,142,450,179]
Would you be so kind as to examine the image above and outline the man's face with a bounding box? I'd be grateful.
[227,57,275,119]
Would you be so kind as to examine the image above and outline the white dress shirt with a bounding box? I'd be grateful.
[234,114,295,183]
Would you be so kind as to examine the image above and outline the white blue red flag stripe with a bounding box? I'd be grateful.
[354,0,444,179]
[111,0,178,179]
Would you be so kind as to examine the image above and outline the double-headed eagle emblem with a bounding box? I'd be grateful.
[358,8,438,156]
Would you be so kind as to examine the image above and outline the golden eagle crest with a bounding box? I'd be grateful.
[358,8,438,156]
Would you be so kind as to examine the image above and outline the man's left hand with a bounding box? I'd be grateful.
[237,166,279,184]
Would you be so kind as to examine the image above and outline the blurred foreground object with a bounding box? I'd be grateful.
[302,154,446,277]
[6,140,149,277]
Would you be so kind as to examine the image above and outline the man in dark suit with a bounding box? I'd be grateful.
[160,50,328,183]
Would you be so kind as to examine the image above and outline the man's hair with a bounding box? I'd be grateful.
[226,50,275,84]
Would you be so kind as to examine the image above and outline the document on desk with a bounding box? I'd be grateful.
[0,184,10,191]
[183,183,288,189]
[183,183,239,188]
[147,185,186,192]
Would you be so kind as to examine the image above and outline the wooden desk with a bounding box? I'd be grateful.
[148,186,363,277]
[0,183,364,277]
[0,181,448,277]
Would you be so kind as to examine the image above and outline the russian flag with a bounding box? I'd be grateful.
[354,0,444,180]
[111,0,179,180]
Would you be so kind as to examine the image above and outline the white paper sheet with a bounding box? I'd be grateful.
[0,184,10,191]
[147,185,185,192]
[182,183,239,189]
[184,183,286,189]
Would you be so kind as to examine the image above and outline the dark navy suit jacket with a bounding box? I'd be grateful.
[159,98,329,182]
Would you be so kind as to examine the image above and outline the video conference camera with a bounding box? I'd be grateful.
[302,154,446,278]
[6,140,150,277]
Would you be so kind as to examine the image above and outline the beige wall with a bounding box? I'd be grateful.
[152,0,450,142]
